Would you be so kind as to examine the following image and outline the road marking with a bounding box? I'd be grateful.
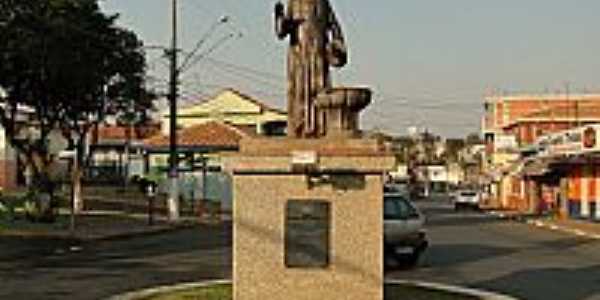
[386,280,521,300]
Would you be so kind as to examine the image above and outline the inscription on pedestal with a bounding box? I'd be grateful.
[285,200,330,268]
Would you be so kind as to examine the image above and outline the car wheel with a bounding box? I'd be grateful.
[404,252,421,267]
[405,241,428,267]
[383,246,402,271]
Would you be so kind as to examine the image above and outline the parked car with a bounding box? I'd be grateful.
[383,183,409,196]
[384,194,428,268]
[453,190,481,211]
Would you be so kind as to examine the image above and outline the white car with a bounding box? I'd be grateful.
[384,194,428,268]
[453,190,481,210]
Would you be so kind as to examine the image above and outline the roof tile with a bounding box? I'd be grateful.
[144,121,247,149]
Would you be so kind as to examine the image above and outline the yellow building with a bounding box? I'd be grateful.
[162,89,287,137]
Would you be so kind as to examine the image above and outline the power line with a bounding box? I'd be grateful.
[198,62,285,91]
[178,16,230,73]
[179,32,242,73]
[203,57,285,81]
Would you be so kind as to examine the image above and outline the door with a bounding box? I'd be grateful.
[384,197,406,245]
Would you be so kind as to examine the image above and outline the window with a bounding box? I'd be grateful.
[384,196,419,220]
[384,198,402,220]
[397,198,420,219]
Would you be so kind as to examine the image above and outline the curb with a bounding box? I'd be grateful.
[0,222,198,242]
[87,222,198,242]
[486,211,600,241]
[105,279,519,300]
[105,280,231,300]
[485,211,533,221]
[525,219,600,240]
[387,280,520,300]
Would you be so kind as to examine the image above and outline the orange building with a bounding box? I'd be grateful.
[483,93,600,148]
[482,93,600,213]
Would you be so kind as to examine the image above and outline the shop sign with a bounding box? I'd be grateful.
[584,127,597,149]
[494,134,518,152]
[537,125,600,157]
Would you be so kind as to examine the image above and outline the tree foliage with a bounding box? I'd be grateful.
[0,0,151,182]
[465,133,483,146]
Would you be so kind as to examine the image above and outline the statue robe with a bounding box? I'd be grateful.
[276,0,347,138]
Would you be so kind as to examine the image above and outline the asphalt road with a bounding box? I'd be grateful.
[3,199,600,300]
[387,199,600,300]
[0,223,232,300]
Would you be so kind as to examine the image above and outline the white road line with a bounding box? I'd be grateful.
[387,280,521,300]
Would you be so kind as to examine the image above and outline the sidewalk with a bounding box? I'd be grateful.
[0,209,215,242]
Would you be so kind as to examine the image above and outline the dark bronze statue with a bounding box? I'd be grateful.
[275,0,348,138]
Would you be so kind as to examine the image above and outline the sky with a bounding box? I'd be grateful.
[100,0,600,138]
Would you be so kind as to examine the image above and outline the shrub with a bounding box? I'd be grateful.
[23,190,58,223]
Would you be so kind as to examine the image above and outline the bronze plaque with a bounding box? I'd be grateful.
[285,200,330,268]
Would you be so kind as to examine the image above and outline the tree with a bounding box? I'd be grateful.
[444,138,466,163]
[0,0,151,216]
[466,133,483,146]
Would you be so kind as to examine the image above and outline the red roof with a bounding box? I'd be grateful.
[97,124,160,141]
[144,121,247,149]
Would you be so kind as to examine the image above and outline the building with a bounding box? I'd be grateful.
[0,104,70,190]
[482,93,600,212]
[163,88,287,137]
[483,93,600,151]
[144,121,249,213]
[87,122,161,184]
[0,126,18,191]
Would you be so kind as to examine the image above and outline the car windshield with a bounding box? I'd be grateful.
[384,196,419,220]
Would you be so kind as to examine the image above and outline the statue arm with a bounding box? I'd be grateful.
[327,6,347,67]
[275,1,292,39]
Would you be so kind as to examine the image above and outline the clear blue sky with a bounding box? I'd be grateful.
[100,0,600,137]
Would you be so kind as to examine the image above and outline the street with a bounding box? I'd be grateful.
[0,224,232,300]
[389,199,600,300]
[3,199,600,300]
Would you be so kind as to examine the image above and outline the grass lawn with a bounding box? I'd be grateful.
[144,284,231,300]
[142,283,479,300]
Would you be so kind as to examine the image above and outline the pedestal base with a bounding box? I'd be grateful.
[226,138,394,300]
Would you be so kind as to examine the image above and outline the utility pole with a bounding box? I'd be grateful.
[167,0,180,221]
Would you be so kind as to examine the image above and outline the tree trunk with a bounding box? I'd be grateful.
[72,143,84,214]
